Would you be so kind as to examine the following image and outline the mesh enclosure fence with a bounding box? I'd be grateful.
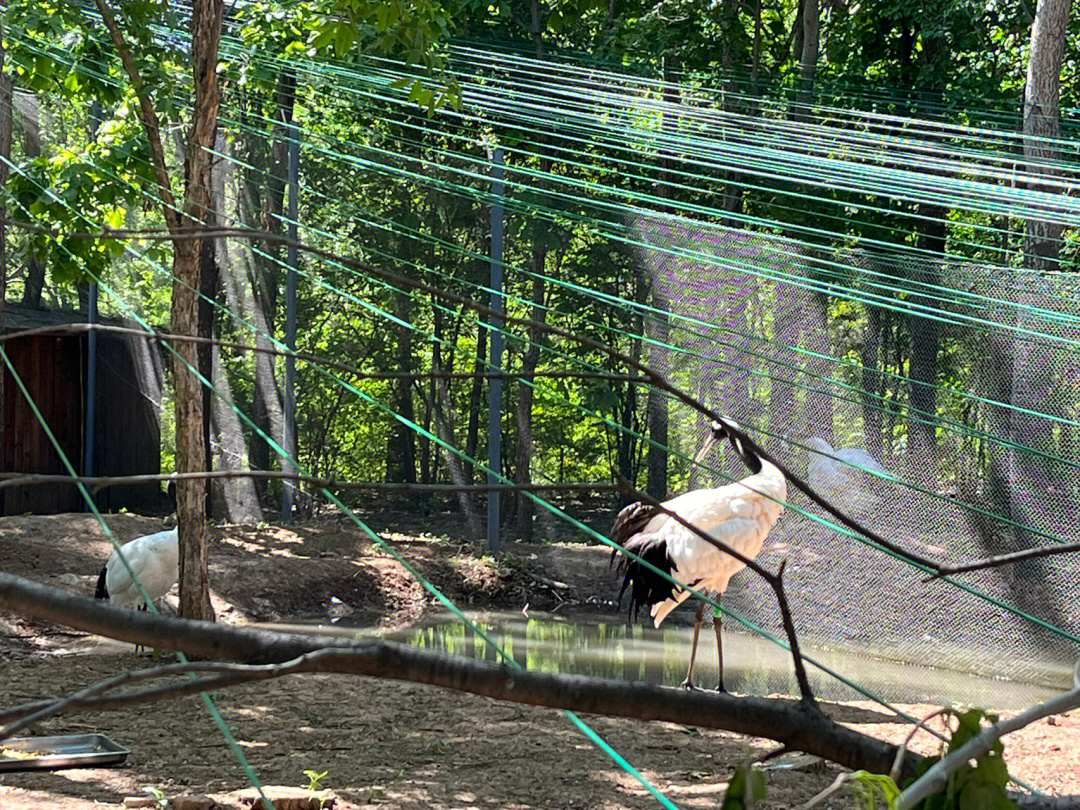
[638,215,1080,701]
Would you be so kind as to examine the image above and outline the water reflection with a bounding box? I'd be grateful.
[378,612,1063,710]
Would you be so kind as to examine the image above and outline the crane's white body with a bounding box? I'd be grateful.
[102,528,179,608]
[805,437,888,508]
[641,460,786,627]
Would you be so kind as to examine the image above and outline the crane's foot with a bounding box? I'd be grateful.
[714,683,727,694]
[680,678,699,690]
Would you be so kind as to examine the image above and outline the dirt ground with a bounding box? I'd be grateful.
[1,511,1078,809]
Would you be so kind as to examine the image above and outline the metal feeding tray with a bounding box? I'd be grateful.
[0,733,130,772]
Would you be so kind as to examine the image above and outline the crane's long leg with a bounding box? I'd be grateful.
[681,601,707,689]
[713,607,725,693]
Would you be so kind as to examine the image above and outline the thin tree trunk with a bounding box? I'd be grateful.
[249,73,294,494]
[790,0,805,68]
[798,0,820,110]
[646,58,679,498]
[1011,0,1071,542]
[209,339,262,523]
[386,292,416,483]
[860,304,883,460]
[430,308,481,539]
[514,262,546,542]
[209,135,260,523]
[0,23,10,496]
[750,0,763,94]
[15,94,45,308]
[906,210,945,476]
[464,321,488,466]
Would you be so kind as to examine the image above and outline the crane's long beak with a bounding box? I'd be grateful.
[691,430,719,468]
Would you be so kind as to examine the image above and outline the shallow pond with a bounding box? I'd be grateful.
[258,611,1065,710]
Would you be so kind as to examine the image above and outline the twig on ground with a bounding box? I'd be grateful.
[797,772,852,810]
[889,707,950,783]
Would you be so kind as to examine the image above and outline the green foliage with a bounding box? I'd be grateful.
[900,709,1015,810]
[850,770,902,809]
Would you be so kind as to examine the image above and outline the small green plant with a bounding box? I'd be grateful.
[832,709,1015,810]
[850,771,902,809]
[142,786,169,810]
[303,769,330,809]
[720,763,766,810]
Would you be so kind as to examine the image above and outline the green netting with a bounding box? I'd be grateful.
[8,7,1080,724]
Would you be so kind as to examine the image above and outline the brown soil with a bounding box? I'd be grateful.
[1,513,1077,809]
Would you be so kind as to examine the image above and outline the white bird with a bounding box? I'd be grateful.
[804,436,889,509]
[612,421,786,691]
[95,527,179,611]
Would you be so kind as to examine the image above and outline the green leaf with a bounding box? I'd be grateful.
[311,25,336,51]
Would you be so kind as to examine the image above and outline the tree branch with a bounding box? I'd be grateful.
[927,540,1080,578]
[896,684,1080,809]
[91,0,181,233]
[0,470,616,495]
[0,571,916,777]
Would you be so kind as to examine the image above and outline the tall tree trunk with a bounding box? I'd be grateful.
[172,0,224,621]
[248,72,294,494]
[464,320,488,466]
[94,0,223,619]
[0,23,10,493]
[197,196,218,520]
[15,94,45,308]
[514,258,547,541]
[645,57,680,499]
[430,307,481,539]
[906,209,945,476]
[798,0,820,109]
[208,135,261,523]
[790,0,806,68]
[1022,0,1069,273]
[860,304,883,460]
[386,291,416,483]
[530,0,545,57]
[1011,0,1071,542]
[750,0,763,95]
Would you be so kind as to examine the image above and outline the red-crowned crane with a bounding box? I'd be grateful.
[612,420,786,691]
[95,527,179,653]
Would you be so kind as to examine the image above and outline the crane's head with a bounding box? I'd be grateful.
[709,417,763,474]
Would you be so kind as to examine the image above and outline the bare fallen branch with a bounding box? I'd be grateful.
[0,653,343,736]
[0,322,645,387]
[0,470,616,495]
[0,571,916,777]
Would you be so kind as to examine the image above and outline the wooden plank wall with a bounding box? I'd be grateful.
[1,330,164,515]
[93,332,163,512]
[1,335,85,514]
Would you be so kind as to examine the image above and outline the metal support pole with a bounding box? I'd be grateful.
[280,119,299,522]
[487,147,505,552]
[84,282,98,477]
[84,101,103,507]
